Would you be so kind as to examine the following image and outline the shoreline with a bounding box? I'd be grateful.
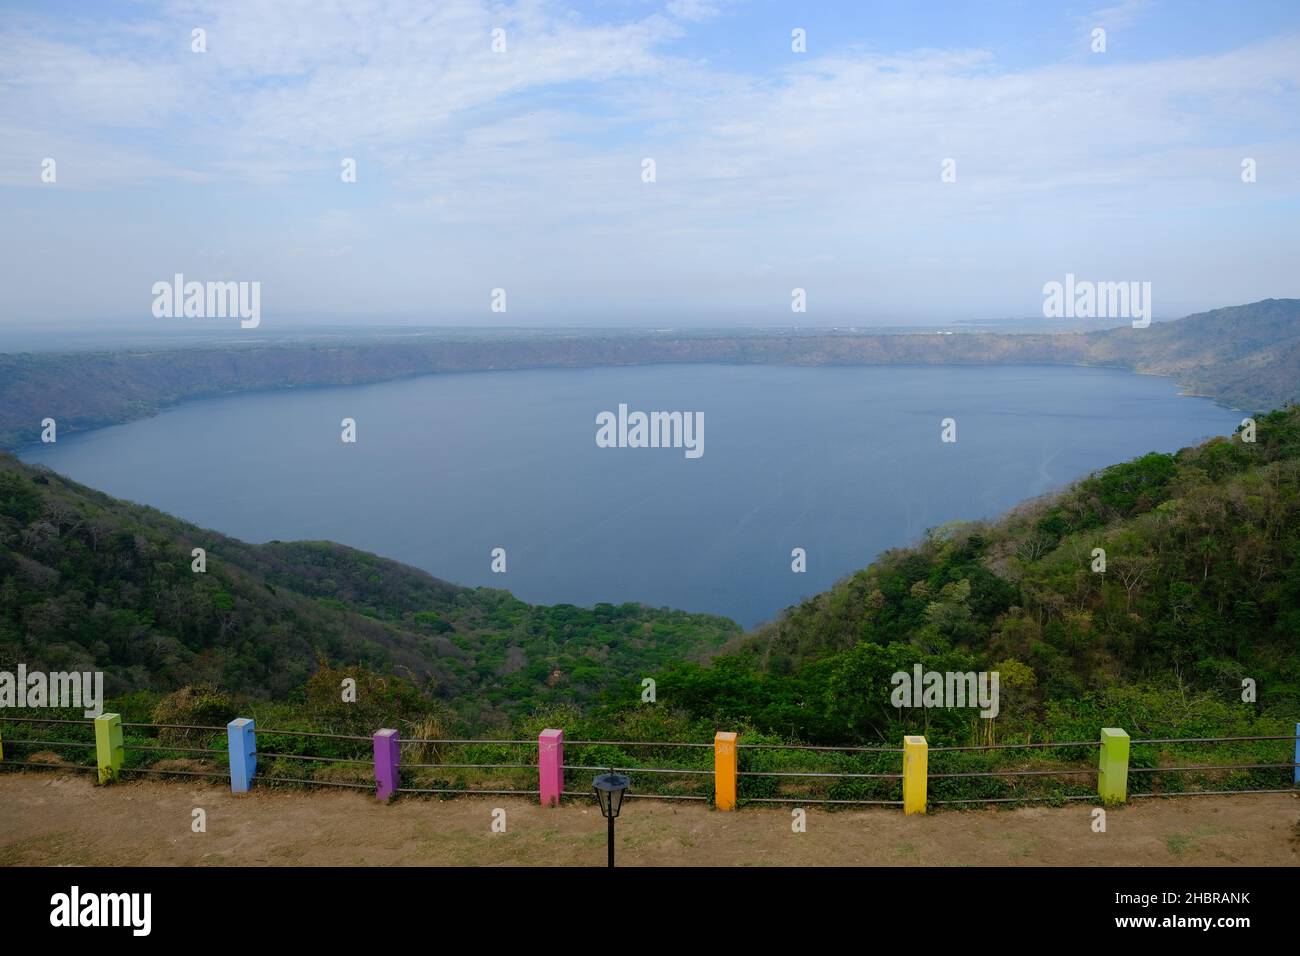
[2,353,1245,455]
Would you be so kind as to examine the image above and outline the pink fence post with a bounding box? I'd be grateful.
[373,728,400,802]
[539,728,564,807]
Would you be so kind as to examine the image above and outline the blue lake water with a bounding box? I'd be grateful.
[20,364,1242,627]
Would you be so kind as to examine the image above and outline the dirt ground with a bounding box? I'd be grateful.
[1,770,1296,866]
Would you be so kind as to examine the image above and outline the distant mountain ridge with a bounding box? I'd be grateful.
[1,298,1297,449]
[1085,299,1300,409]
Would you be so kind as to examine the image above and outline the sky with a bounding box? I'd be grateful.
[1,0,1298,333]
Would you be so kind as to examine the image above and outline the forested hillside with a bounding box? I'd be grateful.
[0,456,738,726]
[642,406,1300,744]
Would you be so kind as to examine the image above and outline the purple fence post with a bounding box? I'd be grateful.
[373,728,400,803]
[539,728,563,807]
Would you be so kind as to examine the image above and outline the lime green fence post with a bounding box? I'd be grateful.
[94,713,124,784]
[1098,727,1129,804]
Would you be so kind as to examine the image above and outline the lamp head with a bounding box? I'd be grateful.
[593,771,630,818]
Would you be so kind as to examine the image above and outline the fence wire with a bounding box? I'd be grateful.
[3,722,1295,810]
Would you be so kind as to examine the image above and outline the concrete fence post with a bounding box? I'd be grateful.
[903,735,928,815]
[374,728,400,802]
[227,717,256,793]
[539,728,564,807]
[94,713,123,784]
[714,731,738,810]
[1098,727,1130,804]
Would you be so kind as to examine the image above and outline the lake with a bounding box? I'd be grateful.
[20,364,1242,627]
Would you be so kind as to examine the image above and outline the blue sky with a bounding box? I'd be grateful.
[1,0,1298,331]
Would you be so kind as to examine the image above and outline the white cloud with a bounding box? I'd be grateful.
[666,0,729,23]
[0,1,1297,323]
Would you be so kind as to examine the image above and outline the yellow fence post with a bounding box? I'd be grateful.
[903,735,928,814]
[714,731,737,810]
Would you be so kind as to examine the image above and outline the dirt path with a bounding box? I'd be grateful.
[1,771,1296,866]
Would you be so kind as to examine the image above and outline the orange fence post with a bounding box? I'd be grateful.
[714,731,737,810]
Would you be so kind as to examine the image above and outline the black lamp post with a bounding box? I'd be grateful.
[592,770,630,867]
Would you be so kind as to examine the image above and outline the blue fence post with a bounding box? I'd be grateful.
[227,718,256,793]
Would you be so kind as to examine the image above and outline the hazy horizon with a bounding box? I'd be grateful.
[1,310,1190,353]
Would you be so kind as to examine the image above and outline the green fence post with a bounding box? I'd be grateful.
[94,713,124,784]
[1098,727,1130,804]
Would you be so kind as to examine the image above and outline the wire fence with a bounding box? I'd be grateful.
[0,716,100,775]
[1,715,1296,809]
[1125,734,1300,799]
[925,734,1300,805]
